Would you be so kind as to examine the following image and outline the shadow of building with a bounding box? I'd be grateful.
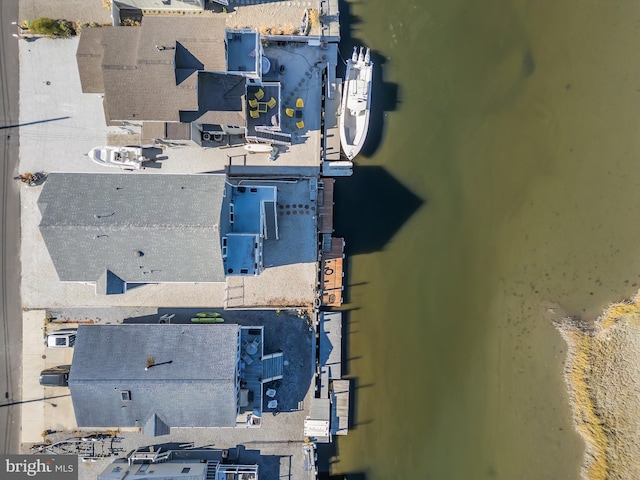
[333,165,424,256]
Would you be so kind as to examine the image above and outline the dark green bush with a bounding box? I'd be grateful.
[29,17,75,37]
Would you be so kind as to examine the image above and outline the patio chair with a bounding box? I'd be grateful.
[266,97,277,109]
[242,353,254,365]
[296,97,304,109]
[250,109,260,119]
[296,119,304,129]
[245,338,260,355]
[255,88,265,100]
[248,98,258,109]
[285,108,295,118]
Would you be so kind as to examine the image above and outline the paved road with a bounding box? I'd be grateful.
[0,0,23,454]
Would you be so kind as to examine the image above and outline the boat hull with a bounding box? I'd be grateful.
[339,49,373,160]
[244,143,274,154]
[88,146,147,170]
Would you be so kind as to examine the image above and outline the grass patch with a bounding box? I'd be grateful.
[561,328,609,479]
[556,293,640,480]
[29,17,76,37]
[308,9,320,29]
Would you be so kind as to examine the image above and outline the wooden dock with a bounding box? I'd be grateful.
[323,79,342,163]
[318,178,334,234]
[320,237,344,307]
[319,312,342,398]
[331,379,350,436]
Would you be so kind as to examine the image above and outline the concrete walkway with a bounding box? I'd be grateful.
[22,311,76,444]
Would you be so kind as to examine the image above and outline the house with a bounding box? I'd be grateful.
[37,173,278,294]
[76,18,288,146]
[69,324,281,434]
[98,448,257,480]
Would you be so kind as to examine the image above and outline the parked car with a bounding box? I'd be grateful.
[39,365,71,387]
[46,328,77,348]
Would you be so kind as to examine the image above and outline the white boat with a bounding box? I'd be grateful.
[87,146,148,170]
[244,143,279,160]
[244,143,274,154]
[339,46,373,160]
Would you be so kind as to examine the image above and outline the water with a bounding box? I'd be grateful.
[332,1,640,478]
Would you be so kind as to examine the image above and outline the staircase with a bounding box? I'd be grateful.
[128,450,170,464]
[261,351,284,383]
[251,128,292,145]
[205,461,218,480]
[264,201,278,240]
[322,233,332,252]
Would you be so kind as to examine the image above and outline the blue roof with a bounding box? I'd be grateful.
[231,185,276,233]
[224,234,260,275]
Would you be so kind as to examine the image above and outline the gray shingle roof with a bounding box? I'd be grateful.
[76,17,228,122]
[189,73,247,127]
[142,413,170,437]
[141,121,167,143]
[38,173,228,285]
[76,27,142,96]
[75,28,108,94]
[165,121,192,140]
[69,324,241,429]
[96,270,126,295]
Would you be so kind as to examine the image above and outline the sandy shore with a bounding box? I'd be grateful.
[556,295,640,479]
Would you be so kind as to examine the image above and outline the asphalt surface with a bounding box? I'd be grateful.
[0,0,24,454]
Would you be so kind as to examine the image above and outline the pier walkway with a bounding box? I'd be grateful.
[320,237,344,307]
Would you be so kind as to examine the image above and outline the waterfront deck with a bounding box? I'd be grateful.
[331,379,350,436]
[319,311,342,398]
[320,237,344,307]
[315,312,350,440]
[323,80,342,163]
[318,178,335,234]
[235,327,265,427]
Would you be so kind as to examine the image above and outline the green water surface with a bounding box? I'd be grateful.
[333,1,640,478]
